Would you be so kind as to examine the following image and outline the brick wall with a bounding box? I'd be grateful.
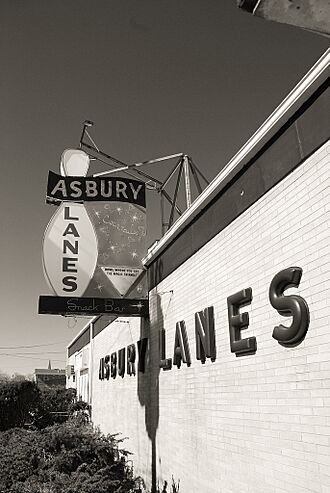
[91,140,330,492]
[91,317,153,483]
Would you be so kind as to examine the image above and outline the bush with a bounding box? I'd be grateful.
[0,419,138,493]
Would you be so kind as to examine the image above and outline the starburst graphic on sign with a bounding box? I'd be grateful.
[96,282,104,292]
[83,201,147,298]
[93,209,102,221]
[130,301,144,311]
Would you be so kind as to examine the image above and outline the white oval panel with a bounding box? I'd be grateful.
[42,203,98,297]
[60,149,90,177]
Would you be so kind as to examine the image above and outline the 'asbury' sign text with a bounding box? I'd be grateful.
[47,171,146,207]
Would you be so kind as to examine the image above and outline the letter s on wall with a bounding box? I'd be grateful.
[269,267,310,347]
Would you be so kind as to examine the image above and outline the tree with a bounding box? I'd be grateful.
[33,387,77,429]
[0,377,79,431]
[0,378,40,431]
[0,372,9,382]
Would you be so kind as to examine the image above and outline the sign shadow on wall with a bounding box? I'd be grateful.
[137,292,163,493]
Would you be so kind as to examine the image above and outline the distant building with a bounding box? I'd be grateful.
[66,328,94,403]
[34,362,66,389]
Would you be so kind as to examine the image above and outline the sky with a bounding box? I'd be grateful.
[0,0,328,376]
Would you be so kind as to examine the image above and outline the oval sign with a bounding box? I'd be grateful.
[42,203,98,297]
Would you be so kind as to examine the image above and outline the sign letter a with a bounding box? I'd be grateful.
[63,223,80,237]
[51,179,67,198]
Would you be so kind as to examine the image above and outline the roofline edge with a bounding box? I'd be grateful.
[143,48,330,267]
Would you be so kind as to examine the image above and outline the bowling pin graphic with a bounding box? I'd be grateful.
[42,149,98,297]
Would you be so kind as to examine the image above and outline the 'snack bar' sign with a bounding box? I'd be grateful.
[39,296,149,317]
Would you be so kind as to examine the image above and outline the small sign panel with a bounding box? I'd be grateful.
[101,266,144,297]
[39,296,149,317]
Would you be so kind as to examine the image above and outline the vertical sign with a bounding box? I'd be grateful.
[39,149,148,316]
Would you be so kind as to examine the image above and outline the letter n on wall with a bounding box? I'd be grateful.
[195,306,216,363]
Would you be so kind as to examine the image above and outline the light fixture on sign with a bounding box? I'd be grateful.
[60,149,90,177]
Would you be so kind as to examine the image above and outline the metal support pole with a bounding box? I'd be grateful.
[88,147,183,216]
[79,120,94,148]
[89,321,93,411]
[168,162,184,229]
[132,152,183,167]
[190,157,209,186]
[162,189,182,216]
[78,122,207,236]
[89,153,147,183]
[183,155,192,208]
[92,152,183,177]
[160,157,184,191]
[188,157,203,194]
[81,142,127,168]
[160,193,166,236]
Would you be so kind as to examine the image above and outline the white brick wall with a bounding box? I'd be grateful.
[67,345,90,403]
[91,317,154,483]
[90,140,330,492]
